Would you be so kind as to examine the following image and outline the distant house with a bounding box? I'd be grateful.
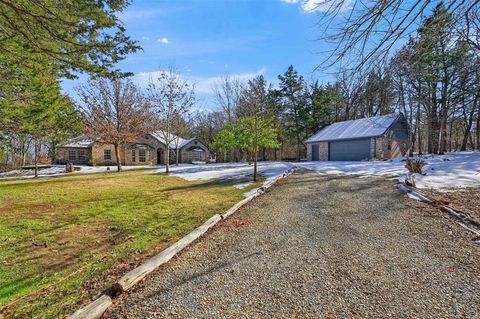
[57,132,210,165]
[305,113,410,161]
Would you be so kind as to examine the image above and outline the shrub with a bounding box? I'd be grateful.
[405,158,426,174]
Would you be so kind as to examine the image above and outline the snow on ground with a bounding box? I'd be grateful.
[1,152,478,191]
[0,164,155,179]
[233,181,254,189]
[168,161,295,196]
[297,152,480,190]
[169,161,293,181]
[0,165,66,178]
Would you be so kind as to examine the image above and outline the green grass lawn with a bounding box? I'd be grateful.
[0,170,259,318]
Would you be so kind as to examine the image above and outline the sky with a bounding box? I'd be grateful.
[61,0,351,110]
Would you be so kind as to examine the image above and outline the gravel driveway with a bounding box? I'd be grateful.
[106,170,479,319]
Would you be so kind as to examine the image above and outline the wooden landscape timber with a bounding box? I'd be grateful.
[69,295,112,319]
[112,213,222,294]
[68,168,296,319]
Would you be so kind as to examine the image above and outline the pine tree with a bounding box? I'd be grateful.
[278,65,307,161]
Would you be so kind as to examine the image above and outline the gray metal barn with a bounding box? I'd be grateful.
[306,114,410,161]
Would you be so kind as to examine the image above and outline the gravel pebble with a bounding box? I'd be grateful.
[105,170,480,319]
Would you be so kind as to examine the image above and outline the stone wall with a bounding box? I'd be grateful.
[372,137,410,160]
[92,144,126,166]
[179,139,210,163]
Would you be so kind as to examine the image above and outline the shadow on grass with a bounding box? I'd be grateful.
[161,177,256,193]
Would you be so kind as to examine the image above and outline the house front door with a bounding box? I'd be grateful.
[157,148,164,165]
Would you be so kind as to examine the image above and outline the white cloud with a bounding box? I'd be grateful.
[134,67,267,94]
[157,37,170,44]
[281,0,353,13]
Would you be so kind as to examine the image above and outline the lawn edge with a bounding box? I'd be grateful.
[67,167,296,319]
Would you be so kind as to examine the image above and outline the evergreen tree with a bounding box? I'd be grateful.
[278,65,307,161]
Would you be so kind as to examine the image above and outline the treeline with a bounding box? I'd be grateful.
[192,3,480,159]
[0,0,139,171]
[1,2,479,171]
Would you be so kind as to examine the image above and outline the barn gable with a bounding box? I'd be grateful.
[306,114,410,161]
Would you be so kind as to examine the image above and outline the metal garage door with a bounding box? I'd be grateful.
[329,138,371,161]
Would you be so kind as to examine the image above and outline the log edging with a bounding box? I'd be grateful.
[67,166,296,319]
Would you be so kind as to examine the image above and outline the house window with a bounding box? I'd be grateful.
[104,149,112,160]
[68,150,76,161]
[78,150,86,161]
[131,149,136,162]
[139,149,146,162]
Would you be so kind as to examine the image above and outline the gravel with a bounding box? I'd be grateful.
[105,170,480,319]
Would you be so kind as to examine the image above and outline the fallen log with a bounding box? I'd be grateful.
[396,182,480,236]
[112,214,222,294]
[68,295,112,319]
[395,184,431,203]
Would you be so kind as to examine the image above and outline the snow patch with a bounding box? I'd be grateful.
[233,182,254,189]
[298,152,480,191]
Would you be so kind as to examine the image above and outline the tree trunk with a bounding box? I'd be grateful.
[477,109,480,151]
[438,63,449,154]
[175,148,179,166]
[114,144,122,172]
[417,103,422,155]
[253,152,258,182]
[461,100,475,151]
[34,142,39,178]
[165,149,170,173]
[296,135,301,161]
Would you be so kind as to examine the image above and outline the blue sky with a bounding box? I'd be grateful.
[62,0,349,110]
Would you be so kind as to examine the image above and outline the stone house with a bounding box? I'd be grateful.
[57,131,210,166]
[305,113,410,161]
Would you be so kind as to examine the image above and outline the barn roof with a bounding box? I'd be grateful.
[306,114,399,143]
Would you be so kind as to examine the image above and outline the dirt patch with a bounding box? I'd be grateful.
[20,223,113,273]
[233,218,253,227]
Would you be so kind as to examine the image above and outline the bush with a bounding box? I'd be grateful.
[405,158,426,174]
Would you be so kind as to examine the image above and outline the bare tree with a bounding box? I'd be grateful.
[148,68,195,173]
[171,112,192,166]
[212,75,243,125]
[316,0,480,72]
[77,78,155,172]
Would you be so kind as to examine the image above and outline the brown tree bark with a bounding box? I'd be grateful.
[114,144,122,172]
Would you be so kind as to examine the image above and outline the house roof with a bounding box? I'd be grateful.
[61,132,198,150]
[149,131,194,149]
[306,113,399,143]
[61,135,94,148]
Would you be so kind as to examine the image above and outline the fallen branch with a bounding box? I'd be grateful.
[396,182,480,236]
[458,222,480,238]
